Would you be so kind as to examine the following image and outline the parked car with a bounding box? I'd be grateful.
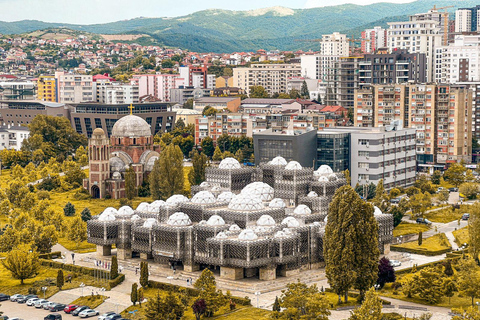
[416,218,432,225]
[462,213,470,220]
[0,316,8,320]
[17,294,37,303]
[105,314,122,320]
[0,293,10,301]
[437,187,445,193]
[9,294,23,302]
[50,303,67,312]
[44,314,62,320]
[72,306,89,316]
[449,187,459,192]
[44,302,57,310]
[26,297,40,306]
[390,197,401,204]
[64,304,79,313]
[98,312,116,320]
[35,299,49,308]
[9,318,23,320]
[79,309,99,318]
[389,260,402,267]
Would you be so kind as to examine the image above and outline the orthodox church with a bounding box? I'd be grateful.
[83,113,160,199]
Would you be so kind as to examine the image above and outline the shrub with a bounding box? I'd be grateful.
[37,190,50,200]
[63,202,75,217]
[37,175,61,191]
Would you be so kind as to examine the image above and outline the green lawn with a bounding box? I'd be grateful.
[70,295,108,309]
[453,227,468,247]
[394,233,451,253]
[58,237,96,253]
[424,206,470,223]
[393,222,431,237]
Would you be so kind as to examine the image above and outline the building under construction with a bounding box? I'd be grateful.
[87,157,393,280]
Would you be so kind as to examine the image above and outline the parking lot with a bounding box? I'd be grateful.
[1,300,88,320]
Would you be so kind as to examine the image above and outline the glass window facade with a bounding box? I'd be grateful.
[316,133,350,172]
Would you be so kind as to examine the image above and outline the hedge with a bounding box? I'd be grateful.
[395,257,461,275]
[39,259,124,289]
[39,251,61,259]
[148,280,251,306]
[322,288,391,305]
[390,245,451,256]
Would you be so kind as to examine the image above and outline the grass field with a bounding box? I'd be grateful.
[58,237,96,253]
[70,295,108,309]
[393,222,431,237]
[424,205,470,223]
[453,227,469,247]
[394,233,451,252]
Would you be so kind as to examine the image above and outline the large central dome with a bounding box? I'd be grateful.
[111,115,152,138]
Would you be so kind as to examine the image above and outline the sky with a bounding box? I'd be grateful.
[0,0,413,24]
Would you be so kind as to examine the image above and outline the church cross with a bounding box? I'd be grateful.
[128,104,135,115]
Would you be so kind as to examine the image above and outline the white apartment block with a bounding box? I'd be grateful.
[455,9,473,33]
[361,26,387,53]
[57,73,95,103]
[0,125,29,151]
[97,83,139,104]
[320,32,349,56]
[300,55,321,79]
[132,74,185,102]
[233,64,302,96]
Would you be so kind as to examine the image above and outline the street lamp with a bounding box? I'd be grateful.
[255,291,261,308]
[80,283,85,297]
[41,286,47,299]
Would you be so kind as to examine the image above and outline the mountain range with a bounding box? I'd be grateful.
[0,0,477,52]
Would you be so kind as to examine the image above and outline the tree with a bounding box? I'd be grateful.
[66,214,87,250]
[289,88,300,99]
[131,283,138,306]
[194,269,225,317]
[202,106,217,116]
[212,146,222,162]
[276,281,331,320]
[460,183,480,200]
[111,255,118,279]
[63,202,75,217]
[444,259,454,277]
[200,137,214,158]
[377,257,395,288]
[414,175,435,194]
[273,296,281,312]
[300,80,310,99]
[145,292,161,319]
[2,244,39,284]
[390,206,404,228]
[80,208,91,222]
[418,232,423,246]
[411,266,444,304]
[431,170,442,185]
[443,278,456,304]
[192,299,207,320]
[444,163,466,187]
[149,144,184,200]
[184,98,194,109]
[408,192,432,217]
[140,261,149,288]
[456,257,480,306]
[145,291,184,320]
[452,306,480,320]
[249,85,269,98]
[57,270,64,290]
[64,164,86,188]
[349,287,382,320]
[438,189,450,203]
[469,204,480,261]
[189,150,208,186]
[138,287,144,306]
[124,166,137,200]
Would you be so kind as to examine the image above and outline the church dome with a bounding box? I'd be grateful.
[93,128,105,137]
[111,115,151,138]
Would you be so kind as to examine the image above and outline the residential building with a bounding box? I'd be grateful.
[36,75,56,102]
[0,125,29,150]
[170,86,210,105]
[0,81,35,100]
[179,66,216,89]
[455,6,480,32]
[361,26,387,53]
[97,83,139,104]
[193,97,241,113]
[194,113,252,145]
[175,108,202,126]
[286,77,319,100]
[233,64,302,96]
[57,73,95,103]
[216,76,233,88]
[132,74,184,102]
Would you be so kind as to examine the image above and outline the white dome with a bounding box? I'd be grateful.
[219,157,241,170]
[167,212,192,226]
[216,232,228,239]
[118,206,134,216]
[228,193,264,211]
[166,194,189,206]
[191,191,216,204]
[229,224,241,231]
[218,191,235,203]
[241,182,274,201]
[254,226,267,233]
[206,215,225,226]
[283,228,294,235]
[111,115,151,138]
[142,218,158,228]
[98,211,116,221]
[318,176,329,182]
[256,215,276,226]
[131,214,141,221]
[150,200,166,211]
[269,198,286,208]
[282,217,300,228]
[328,173,338,181]
[211,186,221,192]
[136,202,151,212]
[269,156,287,166]
[314,165,333,177]
[307,191,318,197]
[103,207,118,215]
[374,206,383,216]
[294,204,312,215]
[324,216,328,223]
[112,171,122,180]
[200,182,211,187]
[238,229,258,241]
[285,161,302,170]
[274,231,287,238]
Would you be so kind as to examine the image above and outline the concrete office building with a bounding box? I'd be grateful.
[0,100,69,126]
[0,81,36,100]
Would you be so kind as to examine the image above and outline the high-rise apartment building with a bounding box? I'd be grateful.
[132,74,185,102]
[97,83,139,104]
[455,6,480,33]
[57,73,95,103]
[361,27,387,53]
[354,84,472,165]
[233,64,302,96]
[179,66,216,89]
[36,76,57,102]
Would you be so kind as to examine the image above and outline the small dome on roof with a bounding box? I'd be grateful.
[98,211,116,221]
[274,231,287,238]
[374,206,383,216]
[167,212,192,226]
[206,215,225,226]
[285,161,302,170]
[282,217,300,228]
[200,182,210,188]
[142,218,158,228]
[269,156,287,166]
[238,229,258,241]
[229,224,241,231]
[228,193,264,211]
[216,232,228,239]
[118,206,134,216]
[269,198,286,208]
[150,200,166,211]
[111,115,151,138]
[191,191,216,204]
[328,173,338,181]
[103,207,118,216]
[136,202,150,212]
[256,215,276,226]
[307,191,318,197]
[314,165,333,177]
[294,205,312,215]
[131,214,141,221]
[219,157,241,170]
[93,128,105,136]
[166,194,189,206]
[218,191,235,203]
[112,171,122,180]
[211,186,221,192]
[241,182,274,201]
[318,176,329,182]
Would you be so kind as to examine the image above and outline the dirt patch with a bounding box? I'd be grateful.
[101,34,148,41]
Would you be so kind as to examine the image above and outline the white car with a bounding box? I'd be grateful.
[43,301,57,310]
[79,309,99,318]
[390,260,402,267]
[9,294,23,302]
[26,297,40,306]
[98,312,117,320]
[34,299,49,308]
